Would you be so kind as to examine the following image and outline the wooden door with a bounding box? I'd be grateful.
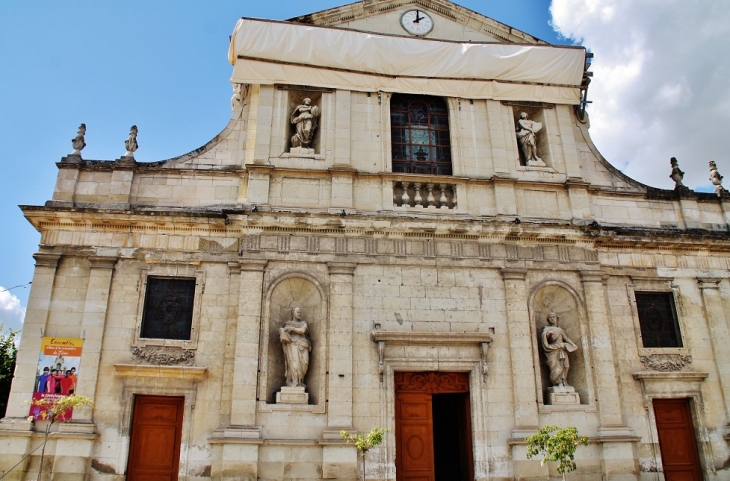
[395,372,472,481]
[127,395,184,481]
[653,399,703,481]
[396,391,434,481]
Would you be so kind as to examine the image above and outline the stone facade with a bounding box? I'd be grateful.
[2,1,730,480]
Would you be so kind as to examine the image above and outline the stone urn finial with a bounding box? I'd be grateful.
[123,125,139,159]
[670,157,685,188]
[709,161,728,197]
[70,123,86,157]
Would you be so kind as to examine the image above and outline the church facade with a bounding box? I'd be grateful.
[2,1,730,480]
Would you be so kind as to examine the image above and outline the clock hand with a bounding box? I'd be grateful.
[414,10,422,23]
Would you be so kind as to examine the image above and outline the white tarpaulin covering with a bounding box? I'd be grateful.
[229,18,586,104]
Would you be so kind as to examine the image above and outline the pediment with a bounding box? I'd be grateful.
[288,0,546,44]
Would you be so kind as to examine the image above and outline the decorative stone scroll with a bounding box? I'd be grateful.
[131,346,195,366]
[640,354,692,372]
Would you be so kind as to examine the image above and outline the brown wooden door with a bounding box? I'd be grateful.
[127,395,184,481]
[396,391,434,481]
[653,399,703,481]
[395,372,473,481]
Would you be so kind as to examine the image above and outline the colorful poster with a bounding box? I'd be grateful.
[29,337,83,421]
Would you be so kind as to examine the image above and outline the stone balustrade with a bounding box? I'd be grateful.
[393,181,457,210]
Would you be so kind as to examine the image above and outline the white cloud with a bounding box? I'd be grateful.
[0,288,25,333]
[550,0,730,190]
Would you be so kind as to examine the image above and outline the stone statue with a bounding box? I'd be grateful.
[290,98,320,153]
[70,124,86,156]
[709,161,728,197]
[670,157,685,188]
[516,112,545,167]
[279,307,312,388]
[231,83,247,109]
[541,312,578,387]
[124,125,139,158]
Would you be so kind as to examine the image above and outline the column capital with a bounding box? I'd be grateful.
[697,277,723,290]
[88,256,118,270]
[580,270,607,283]
[227,262,242,275]
[500,268,527,281]
[238,259,268,272]
[328,262,357,276]
[33,252,62,268]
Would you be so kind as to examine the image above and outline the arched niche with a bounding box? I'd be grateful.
[531,283,589,405]
[265,275,325,405]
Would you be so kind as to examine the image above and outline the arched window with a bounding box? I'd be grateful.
[390,94,452,176]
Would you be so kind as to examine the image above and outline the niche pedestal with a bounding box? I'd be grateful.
[276,386,309,404]
[547,385,580,405]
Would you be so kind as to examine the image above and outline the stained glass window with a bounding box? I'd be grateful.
[391,94,452,176]
[635,292,683,348]
[140,277,196,340]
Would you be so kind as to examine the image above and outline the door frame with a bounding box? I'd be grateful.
[634,372,712,478]
[380,360,487,480]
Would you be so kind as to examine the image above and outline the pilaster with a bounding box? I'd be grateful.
[501,268,538,434]
[5,253,61,419]
[74,256,117,423]
[323,263,357,479]
[229,259,268,428]
[334,90,351,165]
[581,271,626,428]
[697,277,730,434]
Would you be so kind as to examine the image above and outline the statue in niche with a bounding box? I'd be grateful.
[70,123,86,156]
[541,312,578,387]
[290,98,320,153]
[280,307,312,388]
[516,111,545,167]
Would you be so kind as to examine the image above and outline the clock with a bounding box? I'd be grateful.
[400,9,434,36]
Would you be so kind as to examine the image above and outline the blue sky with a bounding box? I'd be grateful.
[0,1,562,330]
[1,0,728,331]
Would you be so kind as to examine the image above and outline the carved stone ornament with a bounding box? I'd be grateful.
[123,125,139,158]
[640,354,692,372]
[709,161,729,197]
[394,372,469,393]
[131,346,195,366]
[70,123,86,156]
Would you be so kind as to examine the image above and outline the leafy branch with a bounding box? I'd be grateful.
[525,425,589,480]
[340,427,388,481]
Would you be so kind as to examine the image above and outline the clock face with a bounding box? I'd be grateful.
[400,9,434,36]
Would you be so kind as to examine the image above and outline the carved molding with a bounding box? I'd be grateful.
[632,371,708,382]
[131,346,196,366]
[113,363,207,380]
[394,372,469,393]
[33,253,62,268]
[639,354,692,372]
[371,331,493,381]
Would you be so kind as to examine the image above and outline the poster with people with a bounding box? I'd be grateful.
[29,337,83,421]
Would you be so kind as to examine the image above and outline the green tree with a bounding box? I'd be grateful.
[525,425,589,480]
[340,427,388,481]
[0,323,18,418]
